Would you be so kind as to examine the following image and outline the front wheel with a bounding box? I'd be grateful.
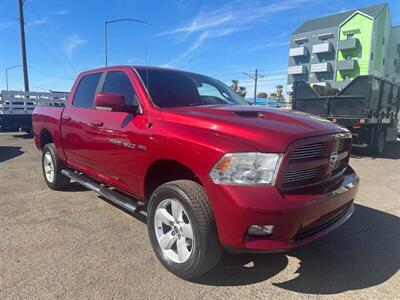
[147,180,222,279]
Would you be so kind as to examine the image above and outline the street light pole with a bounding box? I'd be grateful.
[5,65,33,91]
[104,18,151,67]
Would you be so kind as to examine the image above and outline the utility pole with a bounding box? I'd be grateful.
[243,69,265,105]
[18,0,29,91]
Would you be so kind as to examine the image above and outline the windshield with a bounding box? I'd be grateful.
[136,68,249,107]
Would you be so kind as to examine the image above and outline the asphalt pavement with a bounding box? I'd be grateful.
[0,132,399,299]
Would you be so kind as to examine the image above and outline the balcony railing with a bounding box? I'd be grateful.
[338,38,358,50]
[313,82,330,87]
[288,65,307,75]
[289,46,307,57]
[336,59,357,71]
[311,62,331,73]
[312,42,332,54]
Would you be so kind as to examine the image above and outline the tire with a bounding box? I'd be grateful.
[147,180,222,279]
[42,143,70,190]
[371,130,386,156]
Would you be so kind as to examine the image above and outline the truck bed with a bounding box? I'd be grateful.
[32,106,65,158]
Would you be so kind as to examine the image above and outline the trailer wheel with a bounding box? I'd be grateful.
[371,130,386,156]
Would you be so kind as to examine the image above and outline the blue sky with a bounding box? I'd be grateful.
[0,0,399,95]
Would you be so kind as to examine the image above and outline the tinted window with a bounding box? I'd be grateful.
[102,71,137,105]
[73,73,101,108]
[137,69,248,107]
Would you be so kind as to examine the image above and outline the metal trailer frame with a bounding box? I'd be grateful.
[0,90,68,133]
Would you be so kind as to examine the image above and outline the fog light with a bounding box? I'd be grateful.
[248,225,274,236]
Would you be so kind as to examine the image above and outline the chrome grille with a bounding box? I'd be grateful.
[337,138,347,153]
[289,142,326,161]
[282,167,319,184]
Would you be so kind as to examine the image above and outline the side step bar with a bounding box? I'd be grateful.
[61,169,142,213]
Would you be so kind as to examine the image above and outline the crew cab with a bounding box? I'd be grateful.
[33,66,359,279]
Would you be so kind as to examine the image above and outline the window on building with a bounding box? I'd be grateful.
[383,58,385,65]
[320,77,325,82]
[382,37,385,45]
[371,52,374,61]
[345,55,352,61]
[73,73,102,108]
[394,59,398,66]
[102,71,137,105]
[321,58,326,63]
[344,75,350,80]
[346,34,354,39]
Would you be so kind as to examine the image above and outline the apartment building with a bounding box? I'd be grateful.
[287,3,400,92]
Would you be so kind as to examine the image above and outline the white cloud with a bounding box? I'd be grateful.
[52,10,70,16]
[163,32,209,67]
[0,21,16,31]
[63,34,86,58]
[29,18,48,26]
[159,0,312,67]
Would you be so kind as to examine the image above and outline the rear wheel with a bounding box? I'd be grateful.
[147,180,222,279]
[42,143,70,190]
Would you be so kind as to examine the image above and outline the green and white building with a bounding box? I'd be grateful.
[287,3,400,92]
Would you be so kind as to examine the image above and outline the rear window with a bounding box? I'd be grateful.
[73,73,101,108]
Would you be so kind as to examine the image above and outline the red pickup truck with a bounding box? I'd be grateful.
[33,66,359,279]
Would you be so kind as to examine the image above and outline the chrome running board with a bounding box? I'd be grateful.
[61,169,142,213]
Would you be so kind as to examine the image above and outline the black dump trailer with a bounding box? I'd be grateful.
[293,76,400,155]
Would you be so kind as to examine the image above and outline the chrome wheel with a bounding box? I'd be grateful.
[154,198,194,264]
[43,152,55,183]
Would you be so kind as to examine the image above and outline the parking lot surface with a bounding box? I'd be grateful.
[0,132,399,299]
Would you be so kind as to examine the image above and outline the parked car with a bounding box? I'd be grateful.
[33,66,359,279]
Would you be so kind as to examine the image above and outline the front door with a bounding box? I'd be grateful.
[85,70,147,196]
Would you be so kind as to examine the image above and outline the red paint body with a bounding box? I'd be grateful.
[33,66,359,252]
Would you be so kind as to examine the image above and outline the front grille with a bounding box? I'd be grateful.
[283,167,319,184]
[337,138,346,153]
[281,135,351,190]
[289,142,326,161]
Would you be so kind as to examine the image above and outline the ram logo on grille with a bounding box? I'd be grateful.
[329,151,338,167]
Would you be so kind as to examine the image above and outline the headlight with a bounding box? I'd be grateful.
[209,153,282,185]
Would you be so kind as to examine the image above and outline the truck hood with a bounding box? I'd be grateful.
[161,105,348,152]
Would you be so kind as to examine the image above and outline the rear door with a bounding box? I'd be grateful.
[61,72,102,169]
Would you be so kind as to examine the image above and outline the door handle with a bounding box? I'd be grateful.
[90,120,104,127]
[62,115,71,121]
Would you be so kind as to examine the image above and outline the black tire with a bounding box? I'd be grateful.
[371,130,386,156]
[42,143,70,190]
[147,180,222,279]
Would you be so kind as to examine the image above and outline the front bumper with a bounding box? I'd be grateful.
[204,167,359,253]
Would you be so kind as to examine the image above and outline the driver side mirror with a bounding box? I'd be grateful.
[95,93,138,113]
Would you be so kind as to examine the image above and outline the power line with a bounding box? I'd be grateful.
[25,23,74,80]
[242,69,265,105]
[26,1,78,74]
